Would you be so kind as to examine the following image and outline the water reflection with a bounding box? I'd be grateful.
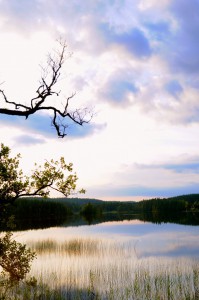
[6,213,199,299]
[3,211,199,231]
[1,209,198,260]
[13,216,199,260]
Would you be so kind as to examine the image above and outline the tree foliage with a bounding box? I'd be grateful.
[0,232,35,283]
[0,143,85,293]
[0,40,92,137]
[0,40,91,296]
[0,143,85,209]
[0,232,36,299]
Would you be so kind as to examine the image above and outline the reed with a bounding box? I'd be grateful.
[2,237,199,299]
[28,238,102,256]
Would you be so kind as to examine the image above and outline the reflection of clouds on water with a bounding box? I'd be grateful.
[99,220,149,226]
[135,230,199,259]
[14,221,199,260]
[138,239,199,259]
[12,220,199,299]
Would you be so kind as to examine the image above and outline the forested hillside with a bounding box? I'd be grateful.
[9,193,199,218]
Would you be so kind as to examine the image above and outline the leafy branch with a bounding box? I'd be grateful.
[0,143,85,207]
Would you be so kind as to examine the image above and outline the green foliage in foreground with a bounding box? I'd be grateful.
[0,143,85,298]
[0,232,36,299]
[0,143,84,212]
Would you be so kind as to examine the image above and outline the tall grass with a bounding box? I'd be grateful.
[28,238,102,256]
[3,237,199,299]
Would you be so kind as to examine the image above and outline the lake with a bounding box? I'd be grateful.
[12,214,199,299]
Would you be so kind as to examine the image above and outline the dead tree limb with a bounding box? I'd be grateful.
[0,41,92,137]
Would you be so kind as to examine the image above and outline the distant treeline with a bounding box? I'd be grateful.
[136,194,199,212]
[4,194,199,224]
[6,198,71,224]
[3,194,199,230]
[58,194,199,214]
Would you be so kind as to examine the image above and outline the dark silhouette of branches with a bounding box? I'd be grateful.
[0,40,92,137]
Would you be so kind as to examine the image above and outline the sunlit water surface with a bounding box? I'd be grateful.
[16,219,199,259]
[13,219,199,299]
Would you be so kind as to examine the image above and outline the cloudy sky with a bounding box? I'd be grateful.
[1,0,199,201]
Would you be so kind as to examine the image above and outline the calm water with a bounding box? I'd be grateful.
[11,215,199,299]
[16,216,199,260]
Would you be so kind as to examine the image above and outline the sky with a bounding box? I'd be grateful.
[1,0,199,201]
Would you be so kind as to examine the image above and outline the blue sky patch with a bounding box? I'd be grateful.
[0,113,103,139]
[99,23,152,58]
[103,79,138,104]
[165,80,183,98]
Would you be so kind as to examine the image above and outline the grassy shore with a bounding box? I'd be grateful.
[1,237,199,299]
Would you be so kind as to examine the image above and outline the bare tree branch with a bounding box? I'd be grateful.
[0,40,92,137]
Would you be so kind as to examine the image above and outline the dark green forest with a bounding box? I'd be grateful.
[3,193,199,230]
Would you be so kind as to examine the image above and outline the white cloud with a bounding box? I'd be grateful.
[1,0,199,200]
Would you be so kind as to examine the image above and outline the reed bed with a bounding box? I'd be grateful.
[2,237,199,299]
[28,238,104,256]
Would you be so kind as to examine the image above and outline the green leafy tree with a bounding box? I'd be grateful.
[0,232,36,296]
[0,41,90,297]
[0,143,85,295]
[80,202,101,224]
[0,143,85,209]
